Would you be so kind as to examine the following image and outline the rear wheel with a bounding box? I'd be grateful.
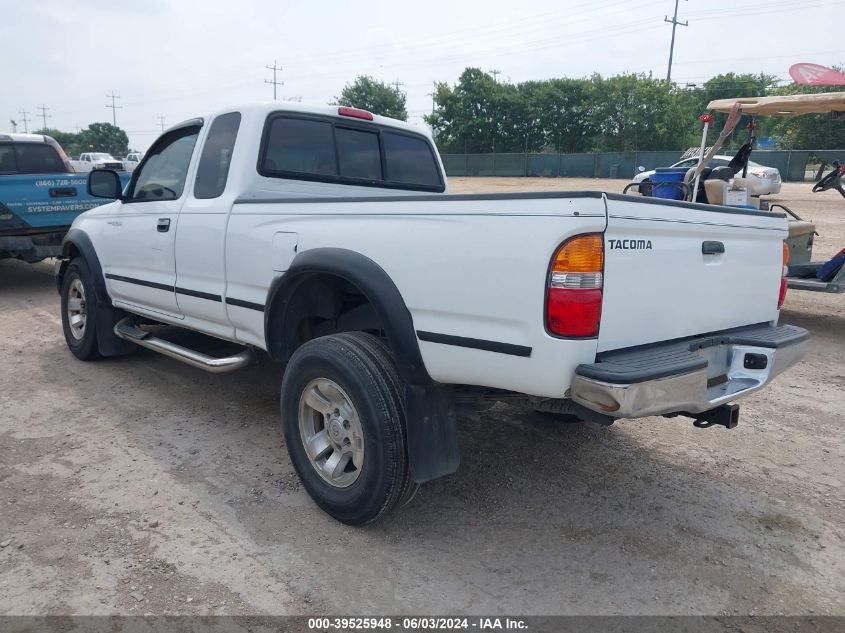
[280,332,414,525]
[639,178,653,196]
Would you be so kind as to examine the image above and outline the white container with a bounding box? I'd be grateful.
[725,187,748,207]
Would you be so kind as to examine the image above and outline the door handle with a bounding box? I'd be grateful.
[702,241,725,255]
[157,218,171,233]
[49,187,77,198]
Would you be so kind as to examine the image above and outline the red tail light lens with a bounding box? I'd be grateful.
[546,234,604,337]
[778,241,789,309]
[338,106,374,121]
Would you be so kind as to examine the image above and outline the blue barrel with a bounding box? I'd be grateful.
[650,167,688,200]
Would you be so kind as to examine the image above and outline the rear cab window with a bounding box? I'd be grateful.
[259,113,444,192]
[0,142,67,175]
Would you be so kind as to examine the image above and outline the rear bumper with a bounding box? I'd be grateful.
[571,324,809,419]
[0,231,66,263]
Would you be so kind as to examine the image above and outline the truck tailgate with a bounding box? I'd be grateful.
[598,195,788,353]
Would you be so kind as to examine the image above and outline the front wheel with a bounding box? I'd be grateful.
[60,258,102,360]
[280,332,415,525]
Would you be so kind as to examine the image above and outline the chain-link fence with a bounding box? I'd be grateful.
[441,150,845,182]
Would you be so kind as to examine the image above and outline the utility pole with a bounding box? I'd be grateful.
[265,60,283,100]
[157,115,166,132]
[19,110,30,133]
[105,92,122,126]
[37,104,51,130]
[74,124,81,134]
[489,69,501,83]
[391,79,405,93]
[426,82,438,140]
[664,0,688,82]
[427,81,437,115]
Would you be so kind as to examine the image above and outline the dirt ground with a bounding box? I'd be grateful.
[1,179,843,616]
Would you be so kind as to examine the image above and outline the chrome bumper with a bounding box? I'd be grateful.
[571,325,809,419]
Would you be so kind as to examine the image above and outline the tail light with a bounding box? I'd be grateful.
[778,241,789,309]
[338,106,374,121]
[546,234,604,337]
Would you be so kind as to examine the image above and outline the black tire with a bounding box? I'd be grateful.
[60,257,130,361]
[281,332,413,525]
[60,257,102,360]
[640,179,653,197]
[341,332,419,508]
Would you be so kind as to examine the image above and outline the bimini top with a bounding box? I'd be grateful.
[706,91,845,116]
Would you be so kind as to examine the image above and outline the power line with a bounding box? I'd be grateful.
[18,110,30,133]
[105,92,122,126]
[391,79,405,92]
[37,104,51,130]
[265,60,283,100]
[489,69,502,83]
[665,0,688,82]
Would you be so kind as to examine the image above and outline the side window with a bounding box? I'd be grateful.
[0,145,17,174]
[128,127,200,202]
[336,127,381,180]
[194,112,241,199]
[14,143,65,174]
[382,132,442,189]
[262,118,336,177]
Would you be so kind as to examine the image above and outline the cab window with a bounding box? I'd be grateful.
[382,132,441,188]
[194,112,241,199]
[259,113,444,192]
[128,126,200,202]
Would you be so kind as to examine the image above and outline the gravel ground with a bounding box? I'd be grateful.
[0,179,843,616]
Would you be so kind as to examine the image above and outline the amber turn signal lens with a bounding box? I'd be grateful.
[783,241,790,266]
[552,234,604,273]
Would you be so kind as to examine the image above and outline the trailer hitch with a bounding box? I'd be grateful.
[688,404,740,429]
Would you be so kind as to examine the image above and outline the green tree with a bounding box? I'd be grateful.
[35,128,83,156]
[425,68,504,152]
[78,122,130,156]
[335,76,407,120]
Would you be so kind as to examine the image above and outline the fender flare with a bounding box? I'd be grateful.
[58,229,134,358]
[263,248,458,482]
[264,247,431,385]
[58,228,109,305]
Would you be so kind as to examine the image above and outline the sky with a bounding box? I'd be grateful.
[2,0,842,152]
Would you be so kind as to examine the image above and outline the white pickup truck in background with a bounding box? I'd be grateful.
[70,152,125,173]
[122,152,144,172]
[56,103,808,524]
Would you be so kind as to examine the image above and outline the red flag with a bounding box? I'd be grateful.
[789,63,845,86]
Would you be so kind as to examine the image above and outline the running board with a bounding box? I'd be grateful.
[114,318,254,373]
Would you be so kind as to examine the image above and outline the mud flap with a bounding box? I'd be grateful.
[404,383,460,483]
[95,305,135,357]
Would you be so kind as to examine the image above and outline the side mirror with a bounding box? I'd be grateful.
[88,169,123,199]
[637,165,646,173]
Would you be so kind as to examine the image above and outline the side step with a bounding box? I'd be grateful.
[114,318,254,373]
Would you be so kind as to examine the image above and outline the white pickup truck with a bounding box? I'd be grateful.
[56,103,808,524]
[70,152,125,173]
[122,152,144,172]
